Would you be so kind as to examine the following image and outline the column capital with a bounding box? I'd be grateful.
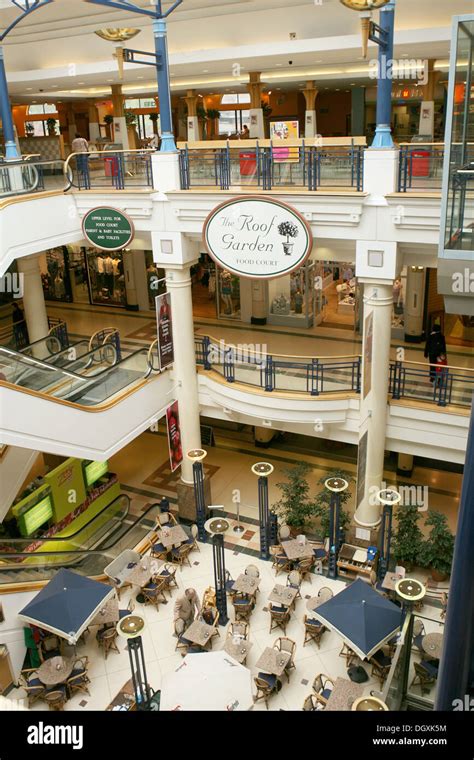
[247,72,263,109]
[302,81,318,111]
[183,89,198,117]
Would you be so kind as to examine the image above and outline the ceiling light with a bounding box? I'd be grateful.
[95,28,140,42]
[275,63,282,67]
[107,79,114,82]
[26,88,32,91]
[203,69,209,73]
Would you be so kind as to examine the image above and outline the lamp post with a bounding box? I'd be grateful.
[251,462,274,560]
[339,0,395,149]
[116,614,152,710]
[187,448,208,543]
[395,577,426,614]
[86,0,181,152]
[0,1,53,159]
[375,488,400,580]
[204,516,230,626]
[325,477,349,579]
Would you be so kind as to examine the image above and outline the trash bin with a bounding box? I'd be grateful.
[239,151,256,176]
[104,155,119,177]
[410,149,431,177]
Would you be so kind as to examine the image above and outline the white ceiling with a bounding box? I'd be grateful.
[0,0,471,101]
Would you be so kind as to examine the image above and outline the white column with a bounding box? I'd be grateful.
[305,111,317,138]
[17,256,49,345]
[249,109,265,139]
[404,266,426,342]
[354,282,393,527]
[165,265,201,483]
[89,123,101,142]
[112,117,130,149]
[132,250,150,311]
[187,116,199,142]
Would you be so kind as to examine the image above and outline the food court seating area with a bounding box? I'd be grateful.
[9,518,444,712]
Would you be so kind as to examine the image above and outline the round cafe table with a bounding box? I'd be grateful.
[422,632,443,660]
[38,656,74,686]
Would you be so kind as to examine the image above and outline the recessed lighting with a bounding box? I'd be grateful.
[137,76,143,79]
[107,79,114,82]
[350,83,356,86]
[203,69,209,73]
[26,88,32,91]
[78,82,85,85]
[275,63,283,67]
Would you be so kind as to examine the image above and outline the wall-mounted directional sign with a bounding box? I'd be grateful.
[82,207,135,251]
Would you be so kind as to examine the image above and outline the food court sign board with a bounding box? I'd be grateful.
[203,196,313,279]
[82,207,134,251]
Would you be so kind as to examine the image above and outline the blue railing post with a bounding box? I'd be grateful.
[264,355,274,391]
[203,336,212,370]
[391,360,402,399]
[309,359,320,396]
[224,347,235,383]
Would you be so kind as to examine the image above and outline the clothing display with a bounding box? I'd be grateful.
[271,293,290,315]
[220,270,234,314]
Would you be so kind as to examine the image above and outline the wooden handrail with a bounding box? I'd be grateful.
[177,136,367,149]
[393,358,474,374]
[198,333,361,362]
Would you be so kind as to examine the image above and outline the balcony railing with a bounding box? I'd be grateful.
[178,138,365,192]
[397,142,474,193]
[65,148,154,191]
[195,335,362,395]
[0,158,70,199]
[196,336,473,408]
[389,359,474,408]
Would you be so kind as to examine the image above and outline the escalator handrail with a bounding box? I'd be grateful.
[0,343,155,384]
[0,501,164,566]
[19,338,90,361]
[0,493,131,547]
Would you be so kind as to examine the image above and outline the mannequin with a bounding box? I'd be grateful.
[220,269,233,314]
[103,254,114,297]
[294,289,303,314]
[393,278,403,311]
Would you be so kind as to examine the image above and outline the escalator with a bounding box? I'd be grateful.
[0,335,172,458]
[0,495,164,587]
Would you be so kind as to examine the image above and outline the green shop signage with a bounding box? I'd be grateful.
[82,207,135,251]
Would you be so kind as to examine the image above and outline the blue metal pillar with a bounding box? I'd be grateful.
[258,476,270,560]
[378,504,393,580]
[0,45,18,158]
[371,1,395,149]
[327,492,340,579]
[212,533,228,626]
[192,461,207,543]
[153,14,176,152]
[435,404,474,709]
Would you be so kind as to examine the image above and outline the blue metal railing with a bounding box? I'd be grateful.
[389,360,474,408]
[65,149,153,191]
[195,336,362,396]
[179,142,364,191]
[195,337,472,408]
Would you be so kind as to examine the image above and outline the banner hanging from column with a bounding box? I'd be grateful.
[166,401,183,473]
[155,292,174,370]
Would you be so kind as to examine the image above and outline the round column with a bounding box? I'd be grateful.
[17,256,49,346]
[165,266,201,483]
[404,265,426,343]
[354,282,393,527]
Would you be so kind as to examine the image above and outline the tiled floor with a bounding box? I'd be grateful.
[8,543,444,712]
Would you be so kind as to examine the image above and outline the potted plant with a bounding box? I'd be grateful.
[149,112,160,134]
[419,511,454,581]
[205,108,221,139]
[313,468,353,540]
[125,111,137,128]
[46,117,57,136]
[278,220,299,256]
[25,122,35,137]
[391,505,424,572]
[273,462,319,532]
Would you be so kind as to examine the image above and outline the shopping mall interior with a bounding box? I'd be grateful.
[0,0,473,729]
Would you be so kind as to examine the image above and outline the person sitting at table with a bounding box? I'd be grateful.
[201,606,217,625]
[173,588,201,630]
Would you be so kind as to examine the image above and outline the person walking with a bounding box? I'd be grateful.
[71,133,90,185]
[424,324,447,383]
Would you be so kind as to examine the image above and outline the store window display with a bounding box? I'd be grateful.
[268,262,315,328]
[40,248,72,303]
[391,271,406,339]
[217,268,241,319]
[86,249,126,307]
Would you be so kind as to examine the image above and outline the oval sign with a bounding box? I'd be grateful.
[203,196,313,279]
[82,206,134,251]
